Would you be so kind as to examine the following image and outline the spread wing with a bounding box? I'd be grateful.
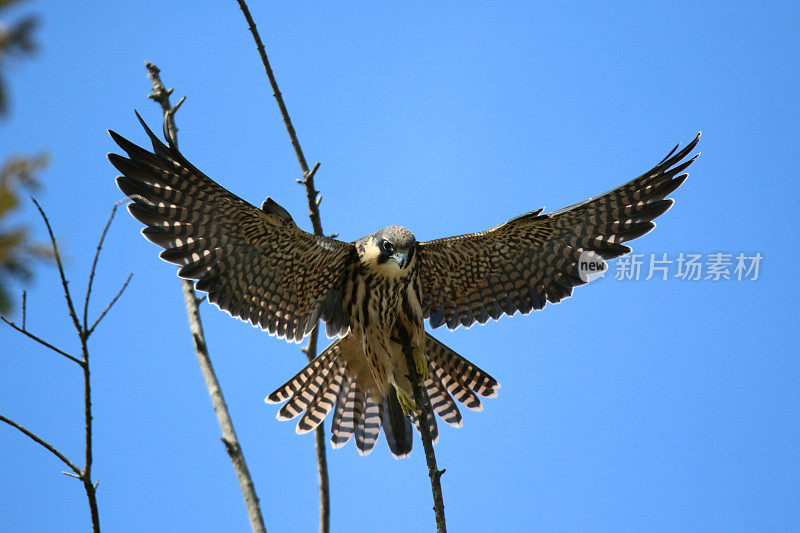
[418,133,700,330]
[108,113,353,342]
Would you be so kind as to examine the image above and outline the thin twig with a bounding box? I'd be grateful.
[144,63,267,533]
[235,3,330,532]
[22,290,26,330]
[87,273,132,337]
[402,342,447,532]
[30,198,82,336]
[236,3,312,171]
[84,200,125,332]
[0,316,82,365]
[0,414,82,475]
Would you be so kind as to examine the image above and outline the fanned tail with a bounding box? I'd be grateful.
[266,332,499,458]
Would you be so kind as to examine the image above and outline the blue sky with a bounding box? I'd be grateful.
[1,1,798,531]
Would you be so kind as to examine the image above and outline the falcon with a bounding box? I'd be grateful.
[108,113,699,458]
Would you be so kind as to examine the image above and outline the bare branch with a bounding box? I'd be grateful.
[84,200,125,332]
[144,63,267,533]
[402,341,447,533]
[235,3,330,531]
[22,290,26,330]
[184,286,266,533]
[0,316,82,365]
[80,337,100,532]
[30,198,82,336]
[87,273,132,337]
[0,414,81,475]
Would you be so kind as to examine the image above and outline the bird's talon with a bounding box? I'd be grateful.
[414,347,428,384]
[395,387,420,416]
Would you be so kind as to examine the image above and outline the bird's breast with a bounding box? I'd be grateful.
[342,266,420,334]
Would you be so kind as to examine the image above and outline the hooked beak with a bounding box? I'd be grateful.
[391,251,409,269]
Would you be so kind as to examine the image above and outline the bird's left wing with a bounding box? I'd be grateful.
[108,114,354,342]
[418,133,700,330]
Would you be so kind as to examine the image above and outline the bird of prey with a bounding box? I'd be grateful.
[108,113,699,458]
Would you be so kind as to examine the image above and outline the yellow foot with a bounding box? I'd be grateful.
[413,347,428,384]
[395,386,420,416]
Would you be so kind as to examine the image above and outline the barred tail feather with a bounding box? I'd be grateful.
[296,363,345,434]
[276,355,338,421]
[355,399,382,455]
[424,373,463,428]
[430,358,482,410]
[425,333,499,398]
[349,389,366,446]
[329,374,354,448]
[331,383,367,450]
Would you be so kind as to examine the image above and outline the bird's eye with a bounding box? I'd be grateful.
[382,240,393,253]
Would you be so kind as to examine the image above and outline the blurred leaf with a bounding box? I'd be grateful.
[0,152,50,314]
[0,152,48,188]
[0,181,18,213]
[0,0,39,116]
[0,1,45,314]
[0,283,9,313]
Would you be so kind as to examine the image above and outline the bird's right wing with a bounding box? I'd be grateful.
[108,113,354,342]
[417,133,700,330]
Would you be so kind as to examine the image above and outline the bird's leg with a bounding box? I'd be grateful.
[390,376,420,416]
[413,345,428,384]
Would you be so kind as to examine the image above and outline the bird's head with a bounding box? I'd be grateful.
[358,226,417,276]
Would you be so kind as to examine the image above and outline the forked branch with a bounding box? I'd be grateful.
[1,200,132,533]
